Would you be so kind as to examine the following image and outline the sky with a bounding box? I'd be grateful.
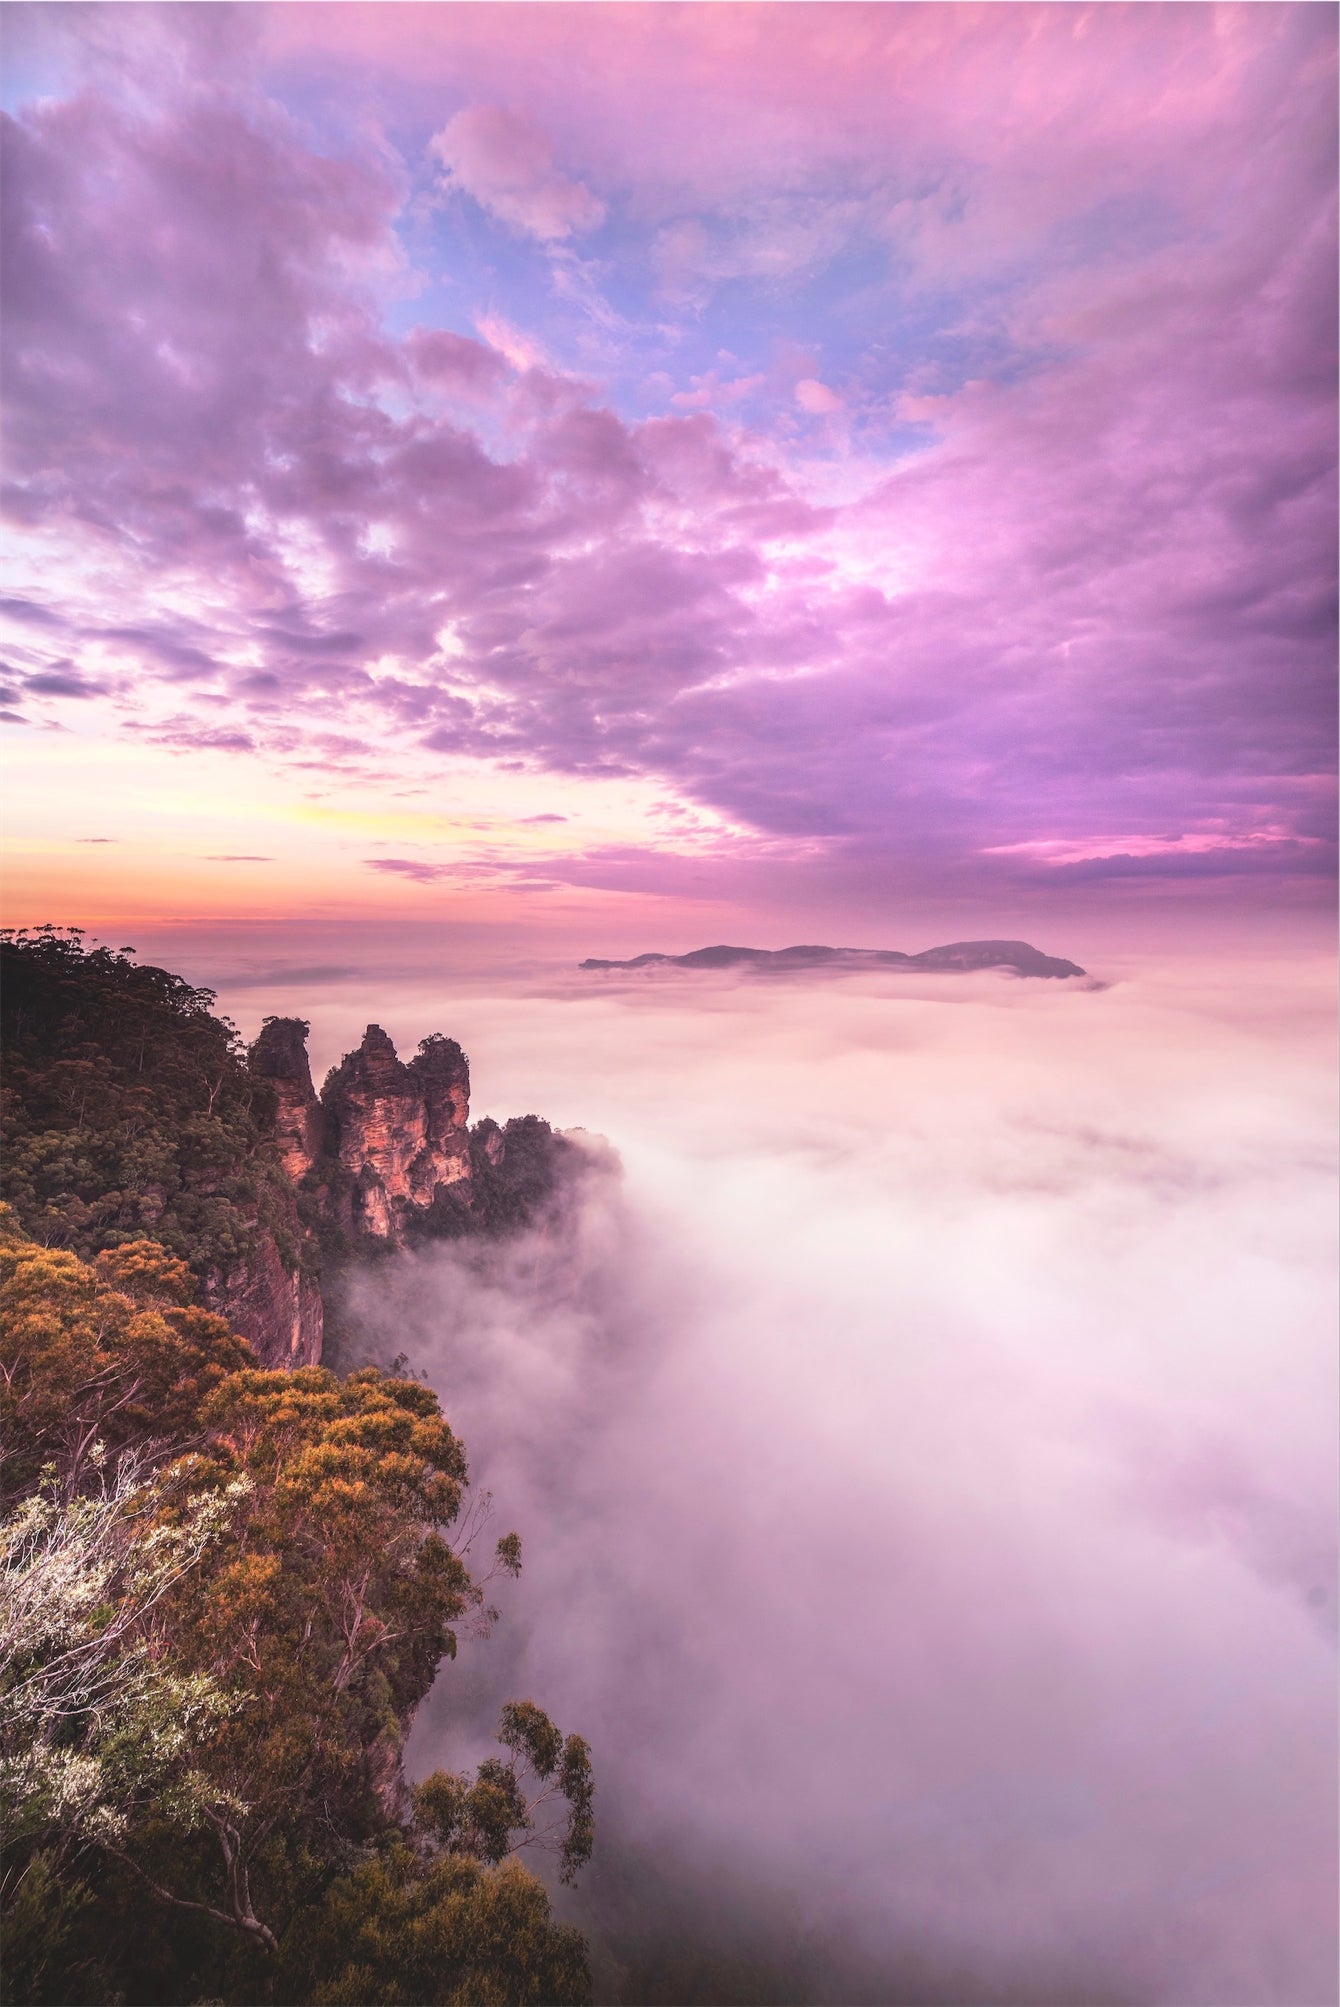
[1,1,1335,955]
[1,18,1334,1997]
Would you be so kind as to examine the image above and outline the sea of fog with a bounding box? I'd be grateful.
[209,947,1338,2007]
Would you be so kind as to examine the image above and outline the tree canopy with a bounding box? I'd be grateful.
[0,926,296,1288]
[1,1209,593,2005]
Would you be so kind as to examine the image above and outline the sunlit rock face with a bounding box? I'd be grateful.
[250,1017,577,1260]
[243,1018,580,1368]
[319,1025,473,1245]
[249,1015,325,1182]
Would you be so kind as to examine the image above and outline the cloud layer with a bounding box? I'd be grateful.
[1,4,1334,912]
[309,953,1337,2005]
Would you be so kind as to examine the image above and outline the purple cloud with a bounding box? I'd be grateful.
[24,670,101,698]
[365,858,452,882]
[0,6,1333,905]
[430,105,605,242]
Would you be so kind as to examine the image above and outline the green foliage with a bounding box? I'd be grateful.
[414,1703,595,1885]
[161,1361,481,1869]
[0,1214,593,2004]
[280,1849,591,2006]
[0,1850,97,2007]
[462,1116,581,1242]
[0,926,295,1287]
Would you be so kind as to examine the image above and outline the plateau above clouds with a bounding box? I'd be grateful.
[580,938,1086,978]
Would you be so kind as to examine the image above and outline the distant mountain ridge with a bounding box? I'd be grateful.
[581,938,1086,978]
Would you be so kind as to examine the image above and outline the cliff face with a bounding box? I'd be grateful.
[210,1235,325,1373]
[320,1027,472,1244]
[242,1019,576,1367]
[250,1015,325,1183]
[198,1016,326,1371]
[0,931,573,1381]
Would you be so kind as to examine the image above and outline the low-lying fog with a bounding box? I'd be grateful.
[220,949,1337,2006]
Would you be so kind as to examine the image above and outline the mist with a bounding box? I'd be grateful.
[226,948,1336,2006]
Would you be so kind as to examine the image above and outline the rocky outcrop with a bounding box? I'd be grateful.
[250,1016,325,1182]
[242,1020,577,1367]
[196,1016,328,1370]
[320,1027,472,1245]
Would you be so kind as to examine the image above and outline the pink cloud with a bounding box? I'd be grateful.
[794,378,842,415]
[430,104,605,242]
[366,858,452,882]
[267,4,1327,296]
[670,371,766,412]
[405,326,508,398]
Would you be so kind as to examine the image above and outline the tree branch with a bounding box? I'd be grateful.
[107,1845,278,1955]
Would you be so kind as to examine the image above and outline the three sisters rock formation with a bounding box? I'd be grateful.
[222,1018,574,1369]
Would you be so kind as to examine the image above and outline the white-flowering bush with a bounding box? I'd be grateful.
[0,1447,246,1854]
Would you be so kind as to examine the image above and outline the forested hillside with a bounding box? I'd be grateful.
[0,930,595,2004]
[1,926,298,1289]
[0,1212,592,2004]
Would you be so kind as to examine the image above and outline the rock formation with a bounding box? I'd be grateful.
[167,1013,328,1370]
[238,1019,577,1368]
[191,1016,323,1371]
[250,1015,325,1182]
[320,1027,473,1244]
